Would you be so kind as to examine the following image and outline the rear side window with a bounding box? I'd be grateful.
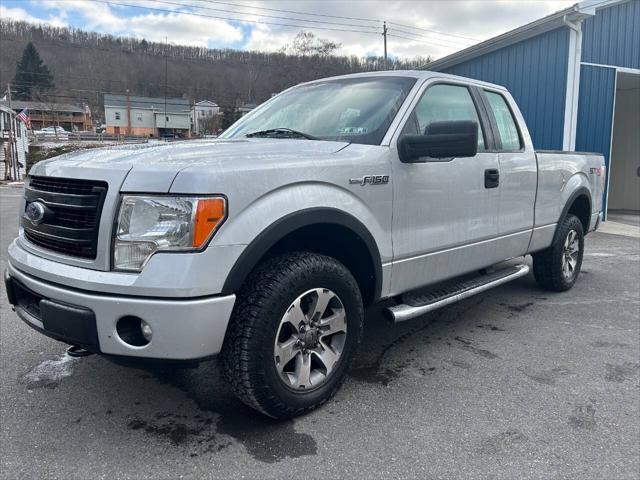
[405,84,485,151]
[484,91,522,151]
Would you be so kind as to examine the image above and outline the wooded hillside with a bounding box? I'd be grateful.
[0,20,430,120]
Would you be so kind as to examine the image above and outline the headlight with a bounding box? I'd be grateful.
[113,195,226,271]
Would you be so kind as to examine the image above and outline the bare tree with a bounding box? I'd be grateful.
[199,115,221,135]
[281,31,342,57]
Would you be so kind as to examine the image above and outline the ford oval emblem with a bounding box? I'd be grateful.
[25,202,46,225]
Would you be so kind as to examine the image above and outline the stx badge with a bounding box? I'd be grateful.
[349,175,390,186]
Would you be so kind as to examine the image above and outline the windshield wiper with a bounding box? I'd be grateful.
[245,128,318,140]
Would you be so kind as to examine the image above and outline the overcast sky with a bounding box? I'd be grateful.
[0,0,576,59]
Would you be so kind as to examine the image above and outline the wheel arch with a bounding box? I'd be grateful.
[555,187,592,239]
[221,208,383,306]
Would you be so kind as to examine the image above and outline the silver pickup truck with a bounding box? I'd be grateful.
[5,71,605,418]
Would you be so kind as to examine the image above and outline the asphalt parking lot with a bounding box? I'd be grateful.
[1,187,639,479]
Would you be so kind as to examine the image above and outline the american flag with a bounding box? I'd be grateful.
[17,109,31,129]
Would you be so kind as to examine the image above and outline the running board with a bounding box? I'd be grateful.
[384,264,530,323]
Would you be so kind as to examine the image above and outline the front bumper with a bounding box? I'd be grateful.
[5,263,236,361]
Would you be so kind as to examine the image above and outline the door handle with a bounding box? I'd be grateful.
[485,169,500,188]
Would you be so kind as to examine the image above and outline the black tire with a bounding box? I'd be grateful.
[533,214,584,292]
[220,252,364,419]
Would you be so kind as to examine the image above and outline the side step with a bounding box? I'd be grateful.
[384,264,530,323]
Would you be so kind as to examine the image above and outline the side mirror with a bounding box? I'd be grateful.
[398,120,478,163]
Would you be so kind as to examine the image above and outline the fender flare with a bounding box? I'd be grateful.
[220,207,383,302]
[553,186,592,241]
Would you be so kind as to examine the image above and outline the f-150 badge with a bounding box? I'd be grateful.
[349,175,389,186]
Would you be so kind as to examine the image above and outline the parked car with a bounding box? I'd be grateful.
[35,126,69,141]
[5,71,605,418]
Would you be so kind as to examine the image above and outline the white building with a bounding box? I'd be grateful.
[191,100,220,135]
[104,94,192,138]
[238,103,257,117]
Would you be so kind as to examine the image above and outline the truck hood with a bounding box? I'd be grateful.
[31,139,350,192]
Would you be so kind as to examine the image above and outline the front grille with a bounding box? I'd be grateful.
[50,206,98,229]
[24,230,98,259]
[29,176,100,196]
[22,176,108,259]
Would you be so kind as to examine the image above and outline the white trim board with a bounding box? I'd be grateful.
[562,18,583,151]
[604,69,618,221]
[580,62,640,74]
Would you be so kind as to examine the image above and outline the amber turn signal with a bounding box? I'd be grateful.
[193,198,226,248]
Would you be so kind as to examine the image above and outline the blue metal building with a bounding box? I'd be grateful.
[427,0,640,217]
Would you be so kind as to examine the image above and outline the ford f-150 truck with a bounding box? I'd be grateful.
[5,71,605,418]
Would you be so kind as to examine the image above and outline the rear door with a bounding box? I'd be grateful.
[389,80,501,295]
[479,88,537,258]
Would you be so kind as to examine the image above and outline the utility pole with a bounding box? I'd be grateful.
[164,36,168,136]
[383,21,388,70]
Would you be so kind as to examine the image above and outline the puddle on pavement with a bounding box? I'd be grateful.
[127,365,318,463]
[23,353,79,389]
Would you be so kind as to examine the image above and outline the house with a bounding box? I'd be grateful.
[238,103,257,116]
[0,104,29,180]
[0,100,90,131]
[191,100,220,135]
[104,94,192,138]
[426,0,640,216]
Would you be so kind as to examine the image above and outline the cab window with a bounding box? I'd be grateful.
[402,84,485,151]
[484,91,522,151]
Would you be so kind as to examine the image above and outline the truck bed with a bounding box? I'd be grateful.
[534,150,605,233]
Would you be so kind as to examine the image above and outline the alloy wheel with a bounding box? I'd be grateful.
[273,288,347,391]
[562,229,580,280]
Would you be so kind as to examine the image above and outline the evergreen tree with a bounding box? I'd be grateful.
[12,42,54,100]
[221,106,241,130]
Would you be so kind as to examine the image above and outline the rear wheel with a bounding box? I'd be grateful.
[221,252,363,418]
[533,214,584,292]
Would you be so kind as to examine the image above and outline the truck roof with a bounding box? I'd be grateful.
[299,69,510,92]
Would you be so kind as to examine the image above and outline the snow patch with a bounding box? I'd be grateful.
[24,353,79,389]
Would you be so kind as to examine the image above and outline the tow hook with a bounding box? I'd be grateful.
[66,345,94,358]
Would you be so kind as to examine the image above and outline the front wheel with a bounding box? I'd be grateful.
[533,214,585,292]
[221,252,364,418]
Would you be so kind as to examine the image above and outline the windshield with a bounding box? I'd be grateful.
[221,76,417,145]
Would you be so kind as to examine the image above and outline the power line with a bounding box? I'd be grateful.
[6,81,216,108]
[166,0,480,44]
[2,89,242,110]
[195,0,381,24]
[150,0,381,30]
[87,0,473,50]
[87,0,383,35]
[386,21,479,42]
[388,33,432,43]
[386,33,466,51]
[389,27,475,47]
[387,29,474,49]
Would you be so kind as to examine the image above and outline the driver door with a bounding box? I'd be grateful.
[390,81,501,295]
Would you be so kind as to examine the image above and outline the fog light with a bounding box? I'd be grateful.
[141,320,153,342]
[116,316,151,347]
